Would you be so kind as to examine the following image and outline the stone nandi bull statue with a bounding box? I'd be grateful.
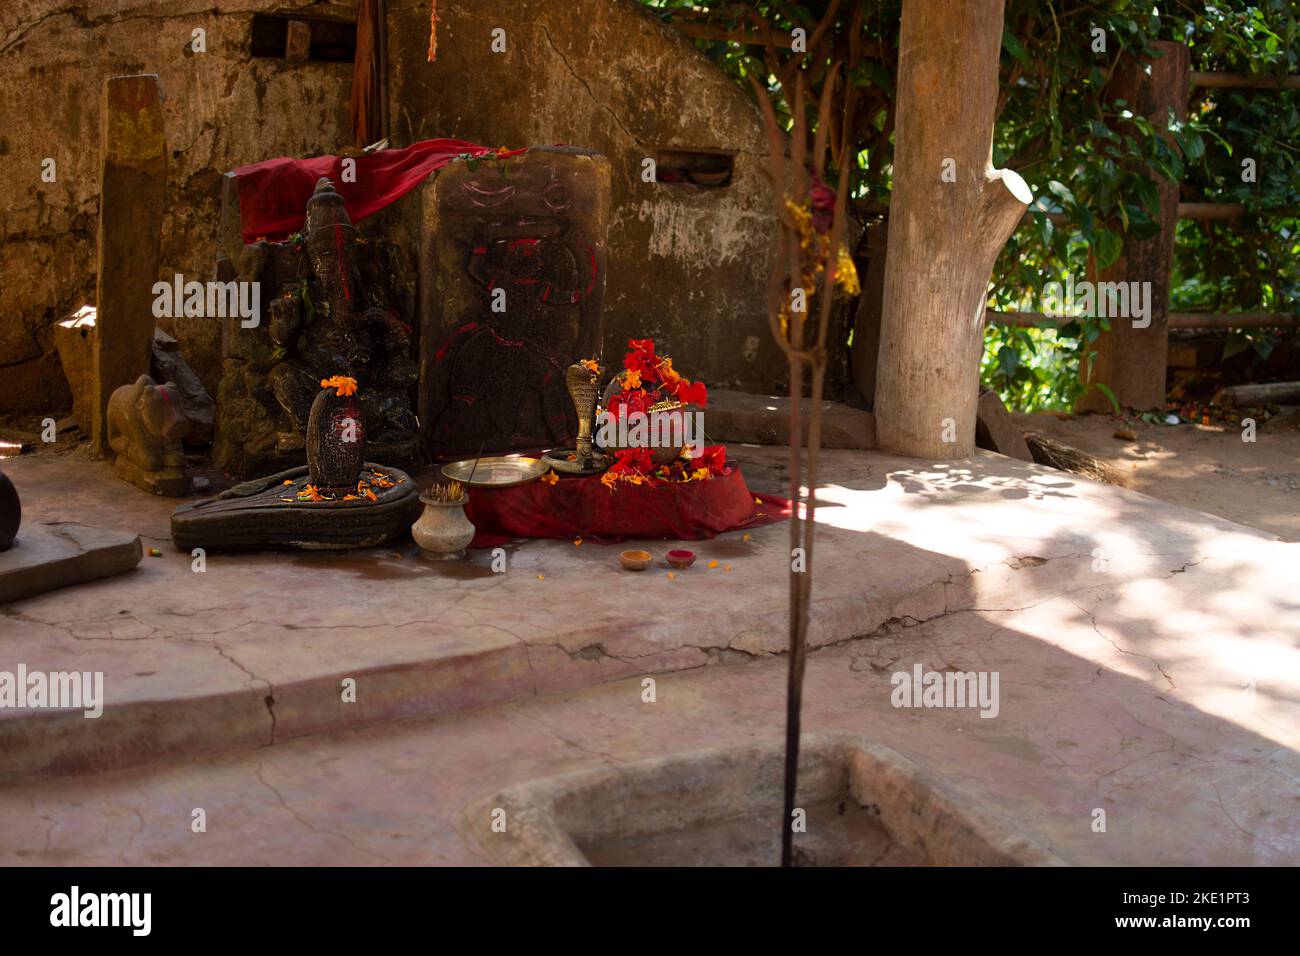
[107,374,190,496]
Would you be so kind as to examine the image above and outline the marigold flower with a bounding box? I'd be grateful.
[835,244,861,296]
[320,375,359,397]
[540,470,559,485]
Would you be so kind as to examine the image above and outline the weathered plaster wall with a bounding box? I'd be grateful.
[0,0,359,410]
[388,0,785,392]
[1,0,789,416]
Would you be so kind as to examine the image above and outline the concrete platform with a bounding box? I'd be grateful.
[0,443,1285,785]
[0,443,1296,866]
[0,543,1296,865]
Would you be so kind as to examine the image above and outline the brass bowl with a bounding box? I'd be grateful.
[619,549,653,571]
[441,456,548,489]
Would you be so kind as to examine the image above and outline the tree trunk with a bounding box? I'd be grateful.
[1076,41,1189,413]
[874,0,1030,459]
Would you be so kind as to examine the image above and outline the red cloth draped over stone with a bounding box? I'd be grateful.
[233,139,527,243]
[465,465,790,547]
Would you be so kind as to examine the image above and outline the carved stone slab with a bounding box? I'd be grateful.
[420,146,610,457]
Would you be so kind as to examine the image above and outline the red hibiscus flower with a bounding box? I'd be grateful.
[609,388,650,420]
[675,379,708,408]
[624,338,660,383]
[611,447,652,474]
[693,444,728,475]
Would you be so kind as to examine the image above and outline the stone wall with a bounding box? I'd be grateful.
[0,0,359,411]
[388,0,785,393]
[1,0,790,417]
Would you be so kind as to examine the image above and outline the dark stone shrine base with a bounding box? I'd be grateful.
[171,463,421,552]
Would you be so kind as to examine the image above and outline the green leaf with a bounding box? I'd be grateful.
[1003,30,1032,65]
[1092,382,1123,415]
[1092,229,1124,270]
[997,345,1021,378]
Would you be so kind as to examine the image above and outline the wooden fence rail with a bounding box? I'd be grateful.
[987,310,1300,330]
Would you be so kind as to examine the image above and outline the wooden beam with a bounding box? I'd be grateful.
[1177,202,1246,220]
[1191,71,1300,90]
[986,310,1300,330]
[1214,381,1300,405]
[1018,201,1246,227]
[1170,312,1300,329]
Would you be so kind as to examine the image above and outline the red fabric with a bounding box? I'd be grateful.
[233,139,528,243]
[465,465,789,548]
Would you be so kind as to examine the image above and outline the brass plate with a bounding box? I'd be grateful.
[442,456,548,489]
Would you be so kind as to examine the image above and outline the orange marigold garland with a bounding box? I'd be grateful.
[599,444,728,492]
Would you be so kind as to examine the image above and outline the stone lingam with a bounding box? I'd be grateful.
[172,376,420,552]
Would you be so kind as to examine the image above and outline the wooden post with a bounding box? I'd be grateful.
[874,0,1031,459]
[1076,41,1189,413]
[91,75,167,455]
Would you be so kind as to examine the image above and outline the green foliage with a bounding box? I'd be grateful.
[637,0,1299,411]
[989,0,1299,410]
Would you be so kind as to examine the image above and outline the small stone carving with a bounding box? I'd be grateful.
[107,374,190,496]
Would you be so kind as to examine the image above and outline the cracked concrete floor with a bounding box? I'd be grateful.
[0,443,1297,863]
